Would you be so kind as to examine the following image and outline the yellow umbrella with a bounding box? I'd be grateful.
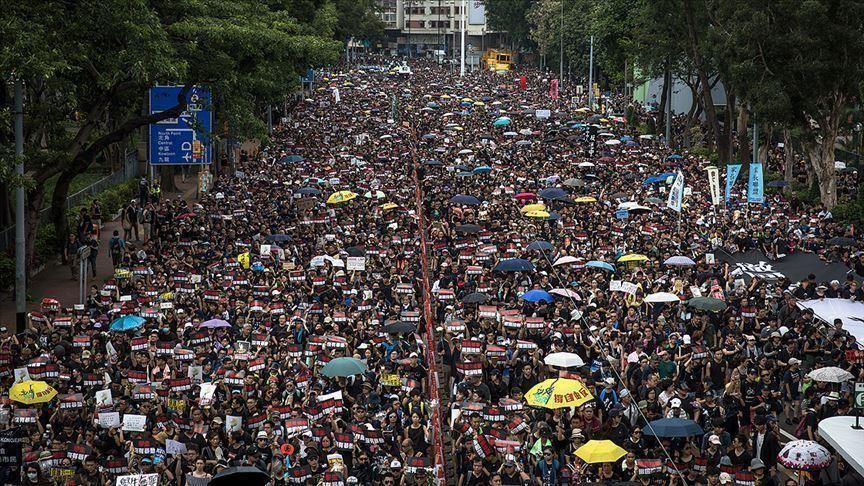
[524,210,551,219]
[599,118,609,123]
[473,101,486,107]
[326,191,358,204]
[440,94,452,99]
[462,97,474,103]
[618,253,648,263]
[575,107,590,113]
[525,378,593,409]
[574,196,597,203]
[520,203,546,214]
[381,203,398,211]
[574,440,628,464]
[10,380,57,405]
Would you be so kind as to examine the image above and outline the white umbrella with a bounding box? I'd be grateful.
[807,366,854,383]
[553,256,582,267]
[664,256,697,266]
[518,128,533,136]
[639,134,654,140]
[598,132,616,137]
[550,288,581,300]
[644,292,681,303]
[458,149,473,155]
[363,190,386,199]
[605,139,622,146]
[578,162,595,168]
[503,131,518,137]
[777,440,832,471]
[544,352,585,368]
[835,161,847,170]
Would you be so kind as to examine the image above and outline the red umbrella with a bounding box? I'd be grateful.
[598,156,616,163]
[175,212,196,220]
[514,192,536,201]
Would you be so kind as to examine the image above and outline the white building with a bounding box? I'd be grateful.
[376,0,501,67]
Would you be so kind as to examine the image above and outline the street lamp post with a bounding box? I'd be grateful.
[559,0,564,86]
[460,0,466,76]
[14,78,26,333]
[587,35,594,109]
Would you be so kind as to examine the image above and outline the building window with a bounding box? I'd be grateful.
[430,20,451,29]
[430,6,449,15]
[405,20,425,29]
[405,6,425,15]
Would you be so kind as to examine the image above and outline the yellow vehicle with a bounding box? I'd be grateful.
[481,49,515,72]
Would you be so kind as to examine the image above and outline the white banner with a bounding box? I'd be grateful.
[666,171,684,212]
[706,166,721,206]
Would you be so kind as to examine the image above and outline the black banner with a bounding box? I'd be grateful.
[719,249,858,284]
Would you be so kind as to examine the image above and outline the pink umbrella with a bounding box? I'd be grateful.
[514,193,536,201]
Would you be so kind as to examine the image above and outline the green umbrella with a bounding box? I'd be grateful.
[320,357,368,377]
[686,297,727,312]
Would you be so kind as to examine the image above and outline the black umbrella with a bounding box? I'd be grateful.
[455,224,483,234]
[461,292,490,304]
[344,246,365,257]
[210,467,270,486]
[828,237,856,247]
[383,321,416,334]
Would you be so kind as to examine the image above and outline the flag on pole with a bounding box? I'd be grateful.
[725,164,742,202]
[747,163,764,203]
[549,79,559,100]
[666,171,684,212]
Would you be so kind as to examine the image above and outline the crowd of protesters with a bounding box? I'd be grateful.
[3,59,864,486]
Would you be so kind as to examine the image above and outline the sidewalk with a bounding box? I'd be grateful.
[0,177,197,325]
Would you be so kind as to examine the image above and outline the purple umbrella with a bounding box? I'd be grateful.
[199,319,231,329]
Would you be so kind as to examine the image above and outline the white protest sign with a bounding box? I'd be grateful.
[116,474,159,486]
[535,109,551,119]
[609,280,623,292]
[705,253,715,264]
[199,383,216,407]
[95,389,113,408]
[13,368,30,384]
[310,256,326,267]
[346,257,366,272]
[165,439,188,455]
[226,415,243,433]
[188,366,203,383]
[689,286,703,297]
[260,244,271,257]
[122,414,147,432]
[620,282,638,295]
[98,412,120,429]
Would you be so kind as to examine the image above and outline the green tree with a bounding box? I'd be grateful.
[1,0,341,266]
[332,0,384,44]
[483,0,535,50]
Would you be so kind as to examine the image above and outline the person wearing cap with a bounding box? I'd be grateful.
[718,471,734,485]
[751,414,780,472]
[703,434,724,468]
[497,453,529,485]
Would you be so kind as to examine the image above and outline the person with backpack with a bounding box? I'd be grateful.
[108,230,125,268]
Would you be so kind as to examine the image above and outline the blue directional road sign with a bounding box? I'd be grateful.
[148,86,213,165]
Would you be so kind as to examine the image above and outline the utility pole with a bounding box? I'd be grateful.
[559,0,564,86]
[407,0,412,59]
[665,77,672,146]
[460,0,466,76]
[14,78,26,333]
[267,104,273,135]
[587,35,594,109]
[752,120,759,163]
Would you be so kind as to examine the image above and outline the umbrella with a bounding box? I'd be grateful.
[644,292,681,304]
[294,187,321,196]
[383,321,416,334]
[776,440,832,471]
[455,224,483,234]
[574,440,628,464]
[645,418,704,438]
[553,256,582,267]
[585,261,615,272]
[827,237,856,247]
[473,165,493,174]
[544,352,585,368]
[210,466,270,486]
[109,315,145,332]
[503,131,518,137]
[618,253,648,263]
[646,197,664,205]
[424,159,443,166]
[807,366,854,383]
[527,240,553,251]
[281,155,304,163]
[525,378,594,409]
[666,154,683,160]
[687,297,727,312]
[320,357,369,377]
[524,210,551,218]
[176,212,197,220]
[10,380,58,405]
[493,117,511,127]
[380,203,398,211]
[521,289,554,303]
[344,246,365,257]
[364,190,386,199]
[563,178,584,188]
[494,259,536,272]
[578,162,595,168]
[514,192,536,200]
[520,203,546,213]
[574,196,597,203]
[326,191,358,204]
[538,188,569,200]
[421,133,437,140]
[461,292,490,304]
[200,318,232,329]
[264,234,292,243]
[550,288,581,300]
[605,139,622,146]
[449,194,481,205]
[664,256,696,266]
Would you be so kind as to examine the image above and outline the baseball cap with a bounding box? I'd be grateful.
[719,472,733,484]
[256,431,269,439]
[670,398,682,408]
[709,434,721,445]
[788,358,801,365]
[750,458,765,470]
[390,459,402,469]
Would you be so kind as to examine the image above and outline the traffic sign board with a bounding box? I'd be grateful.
[855,383,864,409]
[148,86,213,165]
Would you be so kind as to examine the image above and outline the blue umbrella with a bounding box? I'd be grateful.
[538,187,569,200]
[494,259,536,272]
[281,155,304,163]
[264,234,292,242]
[620,135,633,142]
[585,260,615,272]
[493,117,511,127]
[426,102,440,109]
[295,187,321,196]
[456,171,474,177]
[109,315,145,332]
[320,357,369,377]
[642,172,676,185]
[521,289,554,303]
[200,319,232,329]
[449,194,481,205]
[424,159,443,166]
[545,211,561,221]
[625,140,639,147]
[421,133,437,140]
[767,180,788,187]
[473,165,493,174]
[527,240,553,251]
[645,418,704,438]
[666,154,683,160]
